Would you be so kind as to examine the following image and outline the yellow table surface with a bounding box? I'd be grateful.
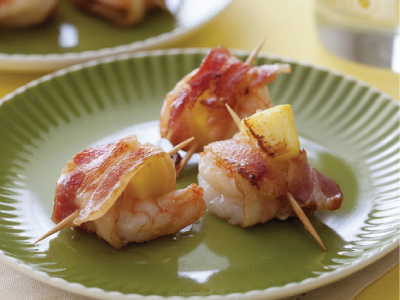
[0,0,398,299]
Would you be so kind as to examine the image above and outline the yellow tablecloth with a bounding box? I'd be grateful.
[0,0,398,299]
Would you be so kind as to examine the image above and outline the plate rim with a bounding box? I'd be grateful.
[0,48,399,300]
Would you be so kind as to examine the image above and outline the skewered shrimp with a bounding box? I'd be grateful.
[0,0,59,28]
[80,184,204,248]
[159,46,291,154]
[198,105,343,249]
[41,134,205,249]
[198,137,343,227]
[72,0,166,26]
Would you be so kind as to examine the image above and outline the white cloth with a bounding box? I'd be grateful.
[285,248,399,300]
[0,248,398,300]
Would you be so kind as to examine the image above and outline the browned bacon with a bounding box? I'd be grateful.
[160,46,288,152]
[53,135,151,225]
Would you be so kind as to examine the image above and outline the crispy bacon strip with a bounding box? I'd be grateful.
[284,151,344,215]
[160,46,289,152]
[52,135,169,225]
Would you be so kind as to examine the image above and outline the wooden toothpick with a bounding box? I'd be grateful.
[287,192,327,251]
[225,103,242,129]
[175,142,198,176]
[245,38,266,66]
[35,210,79,243]
[167,137,197,176]
[167,137,195,156]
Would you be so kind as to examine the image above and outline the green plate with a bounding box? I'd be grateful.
[0,49,399,300]
[0,0,231,71]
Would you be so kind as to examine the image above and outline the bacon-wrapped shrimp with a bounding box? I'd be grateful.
[198,105,343,248]
[0,0,59,28]
[39,134,205,249]
[160,46,291,154]
[198,140,343,227]
[72,0,166,26]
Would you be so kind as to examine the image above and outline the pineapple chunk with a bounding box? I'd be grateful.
[240,104,300,160]
[125,154,176,201]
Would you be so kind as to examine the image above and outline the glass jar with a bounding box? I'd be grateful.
[315,0,400,72]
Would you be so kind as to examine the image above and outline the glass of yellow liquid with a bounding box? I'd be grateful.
[315,0,399,72]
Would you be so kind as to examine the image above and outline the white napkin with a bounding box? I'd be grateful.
[0,248,398,300]
[285,248,399,300]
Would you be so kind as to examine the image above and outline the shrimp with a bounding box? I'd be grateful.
[198,134,343,228]
[48,134,205,249]
[159,46,291,153]
[71,0,166,26]
[197,106,343,229]
[82,185,204,247]
[0,0,59,28]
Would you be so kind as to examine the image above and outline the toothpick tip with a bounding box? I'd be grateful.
[167,137,195,156]
[245,38,266,65]
[287,192,327,251]
[34,210,79,243]
[175,142,198,176]
[225,104,242,130]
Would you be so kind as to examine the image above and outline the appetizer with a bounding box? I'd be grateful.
[0,0,59,28]
[38,135,205,249]
[72,0,167,26]
[198,105,343,248]
[159,46,290,164]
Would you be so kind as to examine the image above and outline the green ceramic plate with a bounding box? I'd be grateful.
[0,49,399,300]
[0,0,231,72]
